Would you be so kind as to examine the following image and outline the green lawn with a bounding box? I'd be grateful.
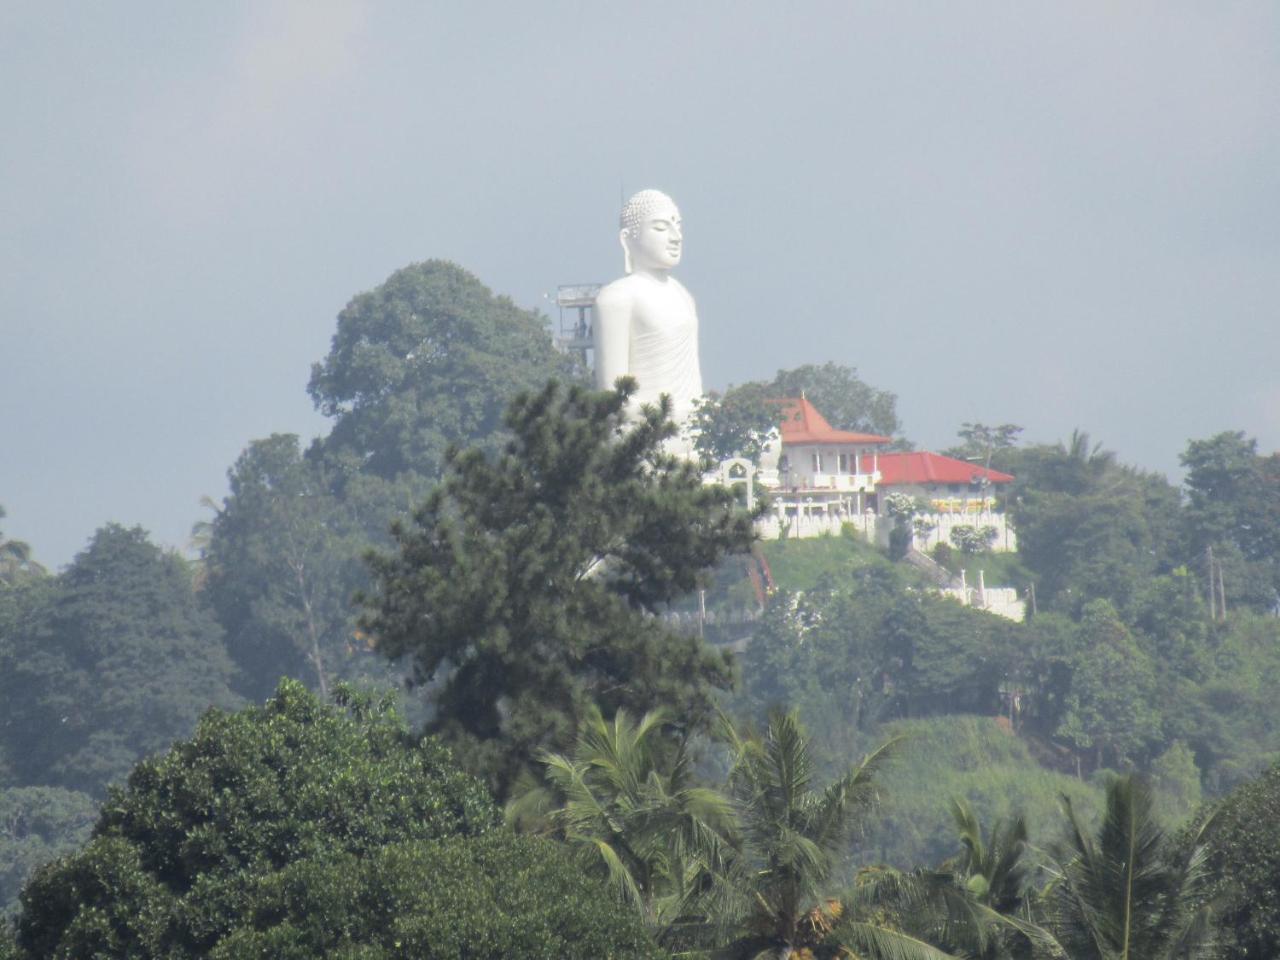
[759,530,890,594]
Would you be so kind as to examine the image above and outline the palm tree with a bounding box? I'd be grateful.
[947,799,1036,917]
[0,505,42,584]
[712,710,954,960]
[921,800,1066,960]
[508,704,737,946]
[1041,775,1216,960]
[1054,430,1116,494]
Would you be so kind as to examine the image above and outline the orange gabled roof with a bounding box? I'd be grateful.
[777,397,891,446]
[876,451,1014,486]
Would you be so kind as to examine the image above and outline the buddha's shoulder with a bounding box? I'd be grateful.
[596,275,644,307]
[596,274,693,307]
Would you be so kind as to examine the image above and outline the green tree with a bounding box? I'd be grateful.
[0,788,96,918]
[951,423,1023,468]
[510,705,737,947]
[202,434,375,700]
[203,834,663,960]
[884,492,924,559]
[737,571,904,763]
[692,364,903,464]
[713,712,947,959]
[11,680,658,959]
[1181,431,1280,611]
[1194,760,1280,959]
[362,379,755,797]
[947,422,1023,510]
[0,508,41,586]
[691,383,778,463]
[913,799,1048,960]
[0,525,239,796]
[308,259,581,482]
[1043,775,1215,960]
[1149,741,1202,827]
[952,803,1034,906]
[768,363,902,439]
[1008,434,1180,615]
[1056,600,1159,771]
[951,524,999,555]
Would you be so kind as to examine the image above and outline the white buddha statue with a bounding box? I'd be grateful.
[594,190,704,428]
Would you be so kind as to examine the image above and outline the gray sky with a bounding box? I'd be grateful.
[3,2,1278,568]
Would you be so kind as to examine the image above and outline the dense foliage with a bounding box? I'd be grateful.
[0,788,95,918]
[202,834,664,960]
[738,563,1022,764]
[363,379,755,796]
[10,253,1280,954]
[9,681,658,959]
[1195,761,1280,959]
[308,259,581,481]
[0,525,239,797]
[0,507,40,585]
[692,363,902,462]
[201,434,382,700]
[1042,776,1215,960]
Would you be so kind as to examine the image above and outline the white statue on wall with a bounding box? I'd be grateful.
[594,189,703,428]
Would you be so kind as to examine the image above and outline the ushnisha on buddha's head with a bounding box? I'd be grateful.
[619,189,682,275]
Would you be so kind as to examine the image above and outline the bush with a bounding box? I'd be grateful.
[210,835,663,959]
[14,680,501,957]
[0,787,96,918]
[1195,761,1280,960]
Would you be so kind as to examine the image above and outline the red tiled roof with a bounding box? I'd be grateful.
[876,451,1014,486]
[777,397,891,446]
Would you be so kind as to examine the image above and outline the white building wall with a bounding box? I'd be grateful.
[755,507,1016,553]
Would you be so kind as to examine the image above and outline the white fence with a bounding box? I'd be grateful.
[755,509,1017,553]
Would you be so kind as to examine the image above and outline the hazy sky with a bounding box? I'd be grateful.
[3,2,1278,568]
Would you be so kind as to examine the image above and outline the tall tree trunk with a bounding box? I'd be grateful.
[292,559,329,699]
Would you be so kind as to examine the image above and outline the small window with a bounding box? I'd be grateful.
[838,453,848,473]
[812,452,820,472]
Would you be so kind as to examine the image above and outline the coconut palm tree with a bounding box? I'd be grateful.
[508,703,738,947]
[947,799,1036,916]
[1041,775,1216,960]
[711,710,955,960]
[920,800,1065,960]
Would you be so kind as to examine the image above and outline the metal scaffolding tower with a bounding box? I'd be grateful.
[552,283,600,372]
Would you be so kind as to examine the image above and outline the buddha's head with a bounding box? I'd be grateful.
[619,189,682,274]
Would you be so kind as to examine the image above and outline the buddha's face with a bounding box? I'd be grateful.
[625,201,682,272]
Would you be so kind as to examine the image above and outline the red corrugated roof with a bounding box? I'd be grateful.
[876,451,1014,486]
[777,397,891,446]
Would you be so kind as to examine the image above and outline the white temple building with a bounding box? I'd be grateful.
[715,396,1017,553]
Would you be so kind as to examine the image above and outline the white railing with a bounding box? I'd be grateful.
[754,509,1017,553]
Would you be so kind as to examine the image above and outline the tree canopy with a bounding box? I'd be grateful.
[1194,760,1280,959]
[201,434,378,701]
[0,525,239,796]
[1181,431,1280,612]
[363,379,755,796]
[10,680,658,959]
[692,363,903,462]
[1005,431,1181,616]
[0,507,41,586]
[308,259,582,482]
